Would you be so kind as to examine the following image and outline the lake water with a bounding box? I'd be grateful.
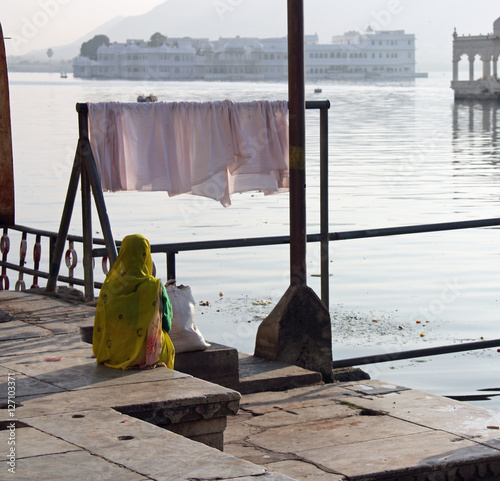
[6,71,500,410]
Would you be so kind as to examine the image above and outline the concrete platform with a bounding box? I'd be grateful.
[0,290,294,480]
[225,381,500,480]
[80,324,326,393]
[2,289,500,480]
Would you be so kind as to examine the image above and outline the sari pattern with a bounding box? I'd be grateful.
[92,234,174,370]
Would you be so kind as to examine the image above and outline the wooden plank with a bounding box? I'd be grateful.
[0,23,14,225]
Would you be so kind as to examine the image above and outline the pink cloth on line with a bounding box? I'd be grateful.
[87,100,289,206]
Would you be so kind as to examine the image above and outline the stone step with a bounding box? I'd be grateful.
[80,325,324,393]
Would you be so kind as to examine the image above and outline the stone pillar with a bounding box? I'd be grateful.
[452,56,459,82]
[493,55,499,80]
[482,53,491,80]
[468,54,475,81]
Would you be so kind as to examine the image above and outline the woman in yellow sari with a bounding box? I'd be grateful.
[93,234,175,369]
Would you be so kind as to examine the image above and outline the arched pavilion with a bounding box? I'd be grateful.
[451,17,500,100]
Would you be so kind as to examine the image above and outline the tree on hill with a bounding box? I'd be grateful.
[80,35,110,60]
[148,32,168,47]
[46,48,53,72]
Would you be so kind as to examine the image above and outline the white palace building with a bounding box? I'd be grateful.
[452,17,500,100]
[73,27,425,81]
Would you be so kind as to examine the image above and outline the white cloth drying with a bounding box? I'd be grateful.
[87,100,289,206]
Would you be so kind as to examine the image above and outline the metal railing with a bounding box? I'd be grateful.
[0,224,107,292]
[3,98,500,367]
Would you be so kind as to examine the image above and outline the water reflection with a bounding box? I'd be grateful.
[452,100,500,165]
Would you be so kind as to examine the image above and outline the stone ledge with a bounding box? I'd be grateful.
[6,408,297,481]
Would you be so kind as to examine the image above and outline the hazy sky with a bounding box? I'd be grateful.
[1,0,499,69]
[1,0,166,55]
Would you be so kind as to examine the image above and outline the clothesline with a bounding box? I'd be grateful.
[87,100,289,207]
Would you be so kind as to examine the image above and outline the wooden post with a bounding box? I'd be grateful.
[0,23,15,225]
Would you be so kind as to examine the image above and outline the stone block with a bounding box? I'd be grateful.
[237,353,322,394]
[254,285,333,381]
[175,342,239,389]
[80,325,240,390]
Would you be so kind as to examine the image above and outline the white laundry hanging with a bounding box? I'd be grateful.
[87,100,289,206]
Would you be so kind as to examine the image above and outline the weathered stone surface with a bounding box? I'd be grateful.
[224,442,296,466]
[254,285,333,380]
[165,416,226,437]
[229,476,297,481]
[225,380,500,480]
[298,431,499,479]
[0,320,50,341]
[264,460,345,480]
[7,290,500,481]
[341,379,500,444]
[238,353,323,394]
[0,370,64,400]
[0,332,84,357]
[96,434,266,481]
[0,290,279,480]
[247,413,430,453]
[0,426,79,459]
[238,383,351,414]
[26,408,177,451]
[0,348,190,391]
[242,403,357,429]
[10,375,239,423]
[13,451,149,481]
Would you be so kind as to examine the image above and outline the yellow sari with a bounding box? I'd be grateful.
[92,234,175,369]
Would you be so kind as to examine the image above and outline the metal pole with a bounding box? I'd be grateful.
[288,0,307,286]
[76,103,117,265]
[166,251,176,282]
[331,339,500,369]
[81,159,94,301]
[78,104,94,300]
[330,217,500,241]
[319,105,330,308]
[46,150,81,292]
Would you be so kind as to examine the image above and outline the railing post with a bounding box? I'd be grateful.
[79,105,94,301]
[0,227,10,290]
[46,150,81,292]
[166,251,177,282]
[76,103,117,267]
[319,104,330,310]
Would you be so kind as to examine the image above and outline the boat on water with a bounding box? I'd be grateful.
[137,94,158,102]
[60,72,68,79]
[314,88,322,93]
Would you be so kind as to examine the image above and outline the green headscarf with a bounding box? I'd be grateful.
[93,234,174,369]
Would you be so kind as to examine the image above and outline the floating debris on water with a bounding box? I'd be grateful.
[252,299,272,306]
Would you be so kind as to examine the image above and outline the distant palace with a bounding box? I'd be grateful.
[451,17,500,100]
[73,27,426,81]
